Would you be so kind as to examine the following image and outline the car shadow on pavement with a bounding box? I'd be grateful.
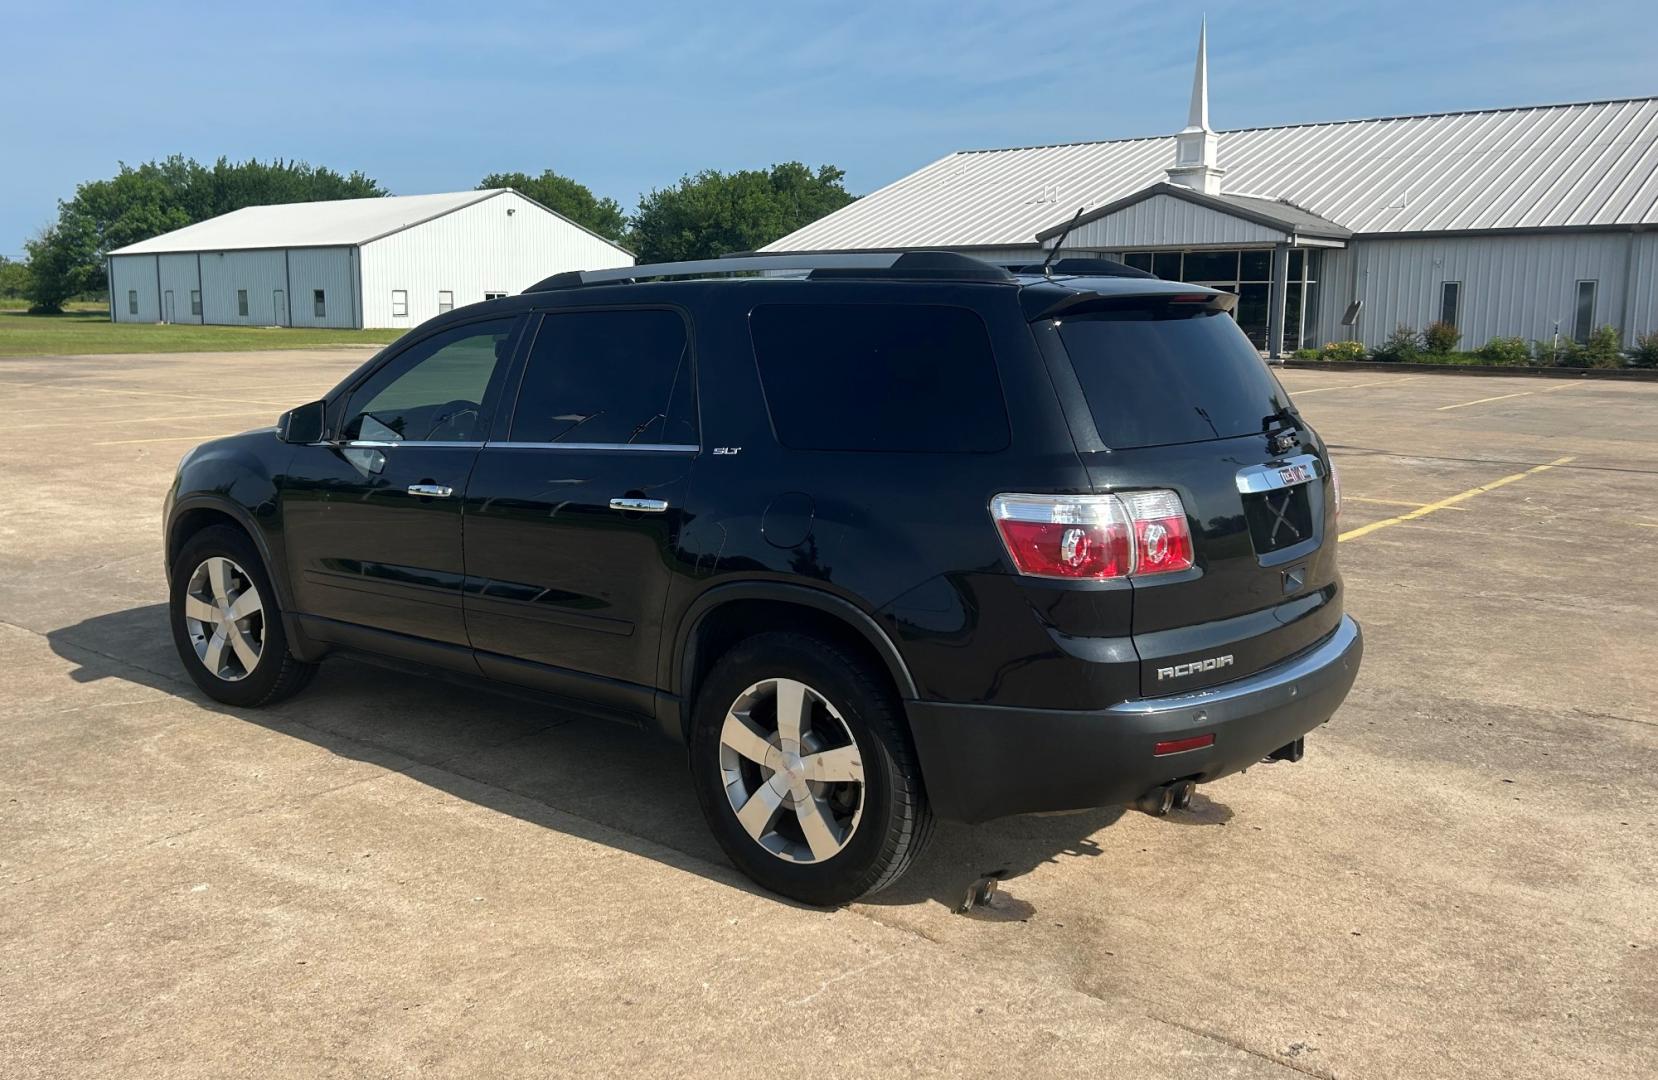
[45,602,1227,915]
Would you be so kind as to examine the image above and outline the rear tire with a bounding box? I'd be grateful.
[689,631,933,905]
[168,525,317,708]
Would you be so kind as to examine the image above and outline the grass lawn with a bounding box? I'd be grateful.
[0,310,407,356]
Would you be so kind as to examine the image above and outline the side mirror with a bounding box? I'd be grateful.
[278,399,327,444]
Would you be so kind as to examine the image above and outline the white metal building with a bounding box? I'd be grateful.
[766,24,1658,355]
[106,189,633,330]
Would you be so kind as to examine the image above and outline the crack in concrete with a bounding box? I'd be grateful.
[1148,1015,1338,1079]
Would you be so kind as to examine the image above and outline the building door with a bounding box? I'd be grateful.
[273,290,288,327]
[162,291,175,323]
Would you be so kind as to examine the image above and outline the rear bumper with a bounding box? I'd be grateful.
[905,615,1363,823]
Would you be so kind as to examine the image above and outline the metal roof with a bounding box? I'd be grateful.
[765,97,1658,251]
[110,190,509,254]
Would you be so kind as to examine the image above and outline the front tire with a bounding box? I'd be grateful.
[168,525,317,707]
[689,632,933,905]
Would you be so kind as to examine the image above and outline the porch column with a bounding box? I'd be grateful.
[1267,242,1290,358]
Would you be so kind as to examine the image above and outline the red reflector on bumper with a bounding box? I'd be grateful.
[1153,734,1215,756]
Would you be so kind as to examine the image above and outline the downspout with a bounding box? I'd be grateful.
[154,255,163,323]
[195,252,204,323]
[284,249,294,327]
[106,258,114,321]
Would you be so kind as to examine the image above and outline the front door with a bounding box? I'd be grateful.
[463,308,698,701]
[274,290,288,326]
[162,291,175,323]
[281,316,523,651]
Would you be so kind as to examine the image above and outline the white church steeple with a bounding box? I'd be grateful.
[1166,18,1226,195]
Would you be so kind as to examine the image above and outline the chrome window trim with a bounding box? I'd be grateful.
[484,441,699,453]
[1235,453,1322,494]
[328,440,487,449]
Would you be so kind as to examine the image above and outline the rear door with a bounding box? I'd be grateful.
[1039,296,1341,696]
[461,307,698,710]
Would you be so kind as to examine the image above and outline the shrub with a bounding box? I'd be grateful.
[1580,325,1625,368]
[1423,321,1461,353]
[1632,330,1658,369]
[1372,324,1423,363]
[1557,327,1623,368]
[1320,340,1367,361]
[1532,338,1567,366]
[1478,336,1531,365]
[1291,347,1320,360]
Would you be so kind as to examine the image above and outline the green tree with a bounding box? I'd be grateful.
[24,156,385,312]
[477,170,627,244]
[628,163,856,263]
[0,255,31,298]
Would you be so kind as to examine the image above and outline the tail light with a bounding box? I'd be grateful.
[990,491,1195,580]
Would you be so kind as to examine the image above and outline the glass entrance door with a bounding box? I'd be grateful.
[1120,248,1322,351]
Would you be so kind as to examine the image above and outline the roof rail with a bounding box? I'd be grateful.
[1001,258,1155,279]
[525,250,1015,292]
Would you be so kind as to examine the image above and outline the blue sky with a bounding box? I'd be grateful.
[4,0,1657,256]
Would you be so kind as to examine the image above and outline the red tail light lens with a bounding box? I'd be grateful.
[991,491,1193,580]
[989,494,1131,578]
[1118,490,1195,574]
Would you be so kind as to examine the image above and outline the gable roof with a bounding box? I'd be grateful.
[112,189,511,255]
[1037,183,1351,243]
[765,96,1658,252]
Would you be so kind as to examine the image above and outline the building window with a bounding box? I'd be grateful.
[484,291,507,301]
[1573,280,1596,344]
[190,290,202,316]
[127,290,138,315]
[237,290,249,317]
[1440,281,1461,328]
[391,290,408,318]
[314,289,326,319]
[437,290,454,313]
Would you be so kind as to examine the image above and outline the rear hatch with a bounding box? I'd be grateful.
[1041,291,1342,696]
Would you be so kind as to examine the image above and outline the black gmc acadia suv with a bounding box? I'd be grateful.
[164,251,1362,905]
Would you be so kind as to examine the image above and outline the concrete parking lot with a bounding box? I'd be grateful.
[2,349,1654,1079]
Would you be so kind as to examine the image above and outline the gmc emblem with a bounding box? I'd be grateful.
[1157,655,1235,681]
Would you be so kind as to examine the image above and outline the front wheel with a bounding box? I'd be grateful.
[168,525,317,708]
[689,632,933,905]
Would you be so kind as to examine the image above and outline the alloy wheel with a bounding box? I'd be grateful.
[183,556,265,682]
[718,678,866,864]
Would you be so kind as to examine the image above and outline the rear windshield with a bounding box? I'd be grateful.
[1054,307,1291,449]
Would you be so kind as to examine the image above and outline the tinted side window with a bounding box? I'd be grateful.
[509,310,696,446]
[749,303,1008,453]
[342,318,517,442]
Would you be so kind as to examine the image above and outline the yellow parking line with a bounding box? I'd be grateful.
[1346,496,1467,511]
[1436,382,1580,411]
[1292,377,1422,395]
[13,385,291,407]
[1339,456,1575,542]
[12,408,276,433]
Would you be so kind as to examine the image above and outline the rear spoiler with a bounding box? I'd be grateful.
[1022,288,1237,322]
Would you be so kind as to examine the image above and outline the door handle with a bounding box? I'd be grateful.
[609,497,669,513]
[407,484,453,498]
